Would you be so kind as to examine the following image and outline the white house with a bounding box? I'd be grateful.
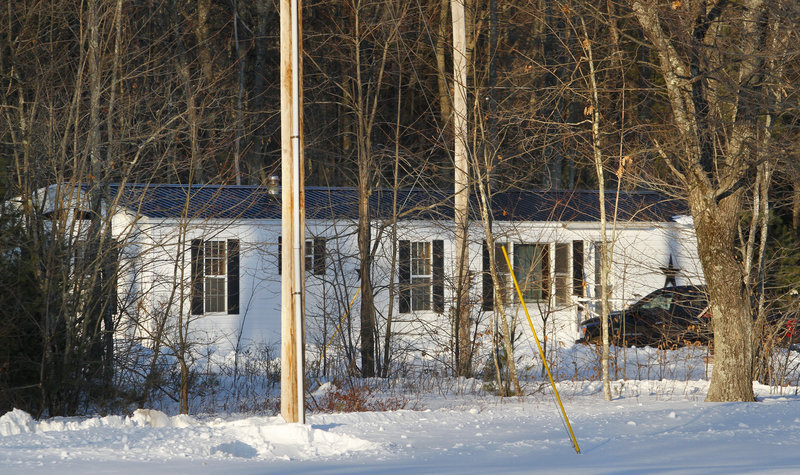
[35,184,703,366]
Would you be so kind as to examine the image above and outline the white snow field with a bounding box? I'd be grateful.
[3,346,800,474]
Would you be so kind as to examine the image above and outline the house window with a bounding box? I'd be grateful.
[191,239,239,315]
[204,241,226,313]
[278,236,326,276]
[483,242,549,309]
[555,243,569,306]
[411,242,432,311]
[399,240,444,313]
[313,238,326,275]
[573,241,585,297]
[513,243,549,302]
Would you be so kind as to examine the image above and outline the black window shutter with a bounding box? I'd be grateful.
[227,239,240,314]
[399,240,410,313]
[190,239,204,315]
[314,237,326,275]
[541,244,550,300]
[432,240,444,313]
[277,236,281,275]
[572,240,584,296]
[482,241,493,311]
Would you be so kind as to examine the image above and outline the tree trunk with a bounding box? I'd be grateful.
[473,168,521,396]
[581,18,612,401]
[793,180,800,233]
[358,183,375,377]
[382,52,405,378]
[349,1,399,378]
[628,0,778,402]
[195,0,213,84]
[690,190,755,401]
[435,0,452,124]
[250,0,274,181]
[452,0,471,377]
[179,359,190,414]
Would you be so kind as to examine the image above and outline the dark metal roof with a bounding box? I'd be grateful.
[106,184,687,223]
[107,184,278,219]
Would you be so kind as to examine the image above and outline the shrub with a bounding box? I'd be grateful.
[308,383,412,413]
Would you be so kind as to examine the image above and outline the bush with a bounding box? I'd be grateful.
[308,383,412,413]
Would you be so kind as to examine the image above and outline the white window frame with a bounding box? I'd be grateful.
[410,241,432,311]
[513,242,549,303]
[278,236,326,276]
[203,240,227,314]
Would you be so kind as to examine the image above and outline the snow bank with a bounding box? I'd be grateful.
[216,417,377,459]
[0,408,35,436]
[0,407,377,464]
[4,344,800,473]
[130,408,172,428]
[3,381,800,473]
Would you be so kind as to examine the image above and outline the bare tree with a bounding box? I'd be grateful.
[579,20,613,401]
[628,0,798,401]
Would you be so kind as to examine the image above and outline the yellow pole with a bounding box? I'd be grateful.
[318,288,361,368]
[501,245,581,454]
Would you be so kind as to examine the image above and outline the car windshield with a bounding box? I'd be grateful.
[639,293,672,311]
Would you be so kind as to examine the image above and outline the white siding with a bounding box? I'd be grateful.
[117,215,703,357]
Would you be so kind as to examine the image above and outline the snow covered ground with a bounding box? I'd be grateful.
[3,346,800,474]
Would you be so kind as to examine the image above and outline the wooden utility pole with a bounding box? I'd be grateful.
[452,0,470,376]
[280,0,305,423]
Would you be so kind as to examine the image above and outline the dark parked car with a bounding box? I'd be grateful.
[577,285,712,348]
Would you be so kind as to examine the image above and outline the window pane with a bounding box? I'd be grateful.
[203,240,226,313]
[641,293,672,311]
[205,277,225,313]
[555,275,569,305]
[305,240,313,271]
[411,277,431,311]
[514,244,544,301]
[555,243,569,273]
[411,242,431,276]
[204,241,226,276]
[314,237,326,275]
[409,242,432,311]
[555,243,569,305]
[572,241,584,296]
